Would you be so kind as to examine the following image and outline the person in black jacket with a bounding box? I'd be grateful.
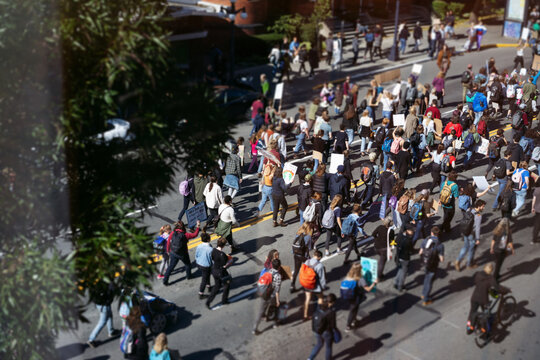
[297,173,313,225]
[394,141,412,180]
[394,226,415,291]
[272,167,290,227]
[87,282,120,348]
[124,306,149,360]
[163,221,201,286]
[328,165,348,202]
[342,150,354,203]
[466,263,509,334]
[312,163,331,217]
[378,162,396,220]
[372,218,394,281]
[206,237,232,308]
[307,294,337,360]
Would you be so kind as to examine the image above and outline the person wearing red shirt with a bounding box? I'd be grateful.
[443,116,463,138]
[424,99,441,120]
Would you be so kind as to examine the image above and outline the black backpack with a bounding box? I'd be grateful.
[409,132,420,147]
[490,84,500,101]
[292,234,307,257]
[500,191,513,213]
[375,126,386,144]
[461,71,471,84]
[460,210,475,236]
[312,307,328,334]
[493,158,507,179]
[512,110,524,129]
[170,231,187,254]
[422,237,440,270]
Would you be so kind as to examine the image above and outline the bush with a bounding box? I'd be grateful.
[432,0,448,19]
[447,2,465,17]
[301,22,318,47]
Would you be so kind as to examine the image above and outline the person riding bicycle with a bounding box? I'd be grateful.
[466,263,510,335]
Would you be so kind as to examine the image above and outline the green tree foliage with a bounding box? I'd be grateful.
[447,2,465,17]
[0,0,235,357]
[432,0,448,19]
[267,13,304,39]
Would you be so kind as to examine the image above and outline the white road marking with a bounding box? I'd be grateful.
[397,348,424,360]
[126,205,157,217]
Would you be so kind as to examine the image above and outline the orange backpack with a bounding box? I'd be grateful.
[299,263,317,290]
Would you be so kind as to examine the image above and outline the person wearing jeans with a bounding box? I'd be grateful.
[512,163,530,217]
[308,294,336,360]
[87,283,119,347]
[419,227,444,305]
[395,228,414,291]
[258,185,274,214]
[455,200,485,271]
[195,232,213,299]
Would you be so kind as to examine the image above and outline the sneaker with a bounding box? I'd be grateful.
[273,221,278,227]
[108,329,120,337]
[87,340,97,348]
[422,300,433,306]
[336,248,344,254]
[252,329,261,335]
[325,250,330,257]
[345,326,352,332]
[467,264,478,269]
[454,260,461,272]
[199,293,208,300]
[273,324,279,329]
[157,274,164,279]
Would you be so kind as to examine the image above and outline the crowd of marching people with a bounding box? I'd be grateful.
[86,14,540,360]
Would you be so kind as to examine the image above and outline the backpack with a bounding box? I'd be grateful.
[365,32,374,42]
[493,158,507,179]
[321,207,336,229]
[409,132,420,147]
[120,327,135,354]
[440,154,452,173]
[440,181,456,205]
[299,262,317,290]
[375,126,386,144]
[406,87,417,101]
[519,137,531,154]
[463,133,475,150]
[500,191,513,212]
[179,179,191,196]
[422,237,440,270]
[512,110,524,129]
[443,136,453,149]
[506,84,516,98]
[488,137,500,159]
[532,146,540,162]
[490,84,500,101]
[410,201,423,221]
[292,234,307,257]
[461,70,471,84]
[169,231,187,255]
[397,195,410,215]
[458,194,471,211]
[153,236,166,253]
[303,202,317,223]
[391,139,402,154]
[512,169,525,190]
[361,163,374,183]
[256,271,273,300]
[460,209,475,236]
[340,279,357,300]
[382,137,393,152]
[477,119,487,137]
[341,213,359,236]
[312,307,328,334]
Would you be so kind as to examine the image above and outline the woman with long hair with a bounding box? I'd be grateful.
[312,164,331,216]
[150,333,171,360]
[124,306,148,359]
[342,263,377,331]
[203,176,223,226]
[323,194,343,256]
[291,223,313,292]
[432,71,446,107]
[156,225,171,279]
[359,110,373,156]
[429,144,445,193]
[490,218,514,281]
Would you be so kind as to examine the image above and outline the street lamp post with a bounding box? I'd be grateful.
[387,0,400,61]
[221,0,247,84]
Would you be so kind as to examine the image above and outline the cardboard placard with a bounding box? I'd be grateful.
[473,176,490,192]
[532,55,540,71]
[454,139,463,150]
[476,137,490,156]
[329,153,344,174]
[312,150,323,163]
[282,162,297,185]
[393,114,405,127]
[274,82,284,100]
[186,202,207,229]
[411,64,423,74]
[374,68,401,84]
[360,257,378,287]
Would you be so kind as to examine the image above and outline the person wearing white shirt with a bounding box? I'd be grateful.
[293,115,309,156]
[381,91,398,123]
[203,176,223,225]
[215,196,240,252]
[359,111,374,155]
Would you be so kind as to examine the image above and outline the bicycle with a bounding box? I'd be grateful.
[473,288,516,348]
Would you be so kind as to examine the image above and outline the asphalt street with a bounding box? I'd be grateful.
[56,37,540,360]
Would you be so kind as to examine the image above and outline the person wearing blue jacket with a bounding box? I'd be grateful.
[195,232,213,299]
[472,88,487,126]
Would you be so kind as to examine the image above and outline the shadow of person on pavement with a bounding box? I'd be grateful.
[333,332,392,360]
[430,274,475,302]
[355,293,421,328]
[498,257,540,283]
[241,235,280,253]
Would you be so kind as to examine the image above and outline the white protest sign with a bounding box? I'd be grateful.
[328,153,344,174]
[520,68,527,76]
[522,28,530,41]
[274,82,284,100]
[454,139,463,150]
[393,114,405,127]
[477,137,489,155]
[392,83,401,97]
[473,176,490,192]
[282,162,297,185]
[411,64,423,74]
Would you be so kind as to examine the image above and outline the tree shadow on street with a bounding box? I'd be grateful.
[333,332,392,360]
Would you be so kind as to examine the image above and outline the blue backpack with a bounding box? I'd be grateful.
[382,138,393,153]
[410,202,423,221]
[463,133,475,149]
[365,32,374,42]
[458,195,471,211]
[341,214,359,236]
[340,279,357,300]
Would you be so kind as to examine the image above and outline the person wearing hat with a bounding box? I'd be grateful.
[461,64,474,104]
[328,165,348,202]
